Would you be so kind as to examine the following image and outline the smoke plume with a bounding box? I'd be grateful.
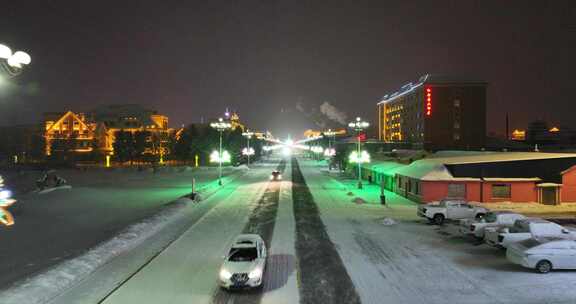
[320,101,347,125]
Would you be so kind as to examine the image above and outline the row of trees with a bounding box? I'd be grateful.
[168,124,264,166]
[0,124,265,167]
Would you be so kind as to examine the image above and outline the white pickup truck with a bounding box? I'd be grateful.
[485,218,576,248]
[417,199,489,225]
[459,211,526,239]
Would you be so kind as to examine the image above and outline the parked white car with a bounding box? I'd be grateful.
[485,218,576,248]
[417,199,489,225]
[219,234,267,289]
[507,237,576,273]
[459,211,526,239]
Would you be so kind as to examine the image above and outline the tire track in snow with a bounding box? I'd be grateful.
[291,158,361,304]
[211,160,286,304]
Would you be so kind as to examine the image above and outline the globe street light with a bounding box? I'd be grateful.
[324,129,337,159]
[210,118,232,186]
[0,43,31,77]
[348,117,370,189]
[242,130,254,166]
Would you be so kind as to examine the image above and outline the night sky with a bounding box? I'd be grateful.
[0,1,575,138]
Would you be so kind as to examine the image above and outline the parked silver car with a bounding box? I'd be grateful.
[507,237,576,273]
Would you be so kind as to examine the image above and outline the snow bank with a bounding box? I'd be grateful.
[380,217,396,226]
[37,185,72,195]
[0,201,188,304]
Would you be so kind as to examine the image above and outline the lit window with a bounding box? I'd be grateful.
[454,133,460,140]
[454,99,461,107]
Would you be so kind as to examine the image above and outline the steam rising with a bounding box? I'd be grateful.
[320,101,347,125]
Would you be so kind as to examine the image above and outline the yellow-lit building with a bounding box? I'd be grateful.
[44,105,172,157]
[511,129,526,141]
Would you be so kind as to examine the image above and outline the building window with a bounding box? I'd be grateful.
[454,133,461,140]
[454,99,461,107]
[447,184,466,198]
[492,184,511,198]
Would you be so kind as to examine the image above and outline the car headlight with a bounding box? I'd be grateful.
[220,269,232,280]
[248,268,262,279]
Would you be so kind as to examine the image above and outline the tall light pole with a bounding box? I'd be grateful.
[242,129,254,166]
[210,118,231,186]
[348,117,370,189]
[324,129,337,157]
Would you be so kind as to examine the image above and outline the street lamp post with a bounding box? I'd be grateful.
[210,118,232,186]
[324,129,337,158]
[348,117,370,189]
[0,43,31,77]
[242,130,254,166]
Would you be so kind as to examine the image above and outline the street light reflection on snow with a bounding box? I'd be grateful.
[349,150,370,163]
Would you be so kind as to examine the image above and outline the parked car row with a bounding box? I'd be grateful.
[418,199,576,273]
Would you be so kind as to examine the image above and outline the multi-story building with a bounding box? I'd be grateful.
[377,74,487,150]
[44,104,171,157]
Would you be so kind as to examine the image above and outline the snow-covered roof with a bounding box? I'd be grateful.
[536,183,563,187]
[377,74,487,105]
[483,177,541,182]
[392,152,576,181]
[428,152,576,165]
[561,165,576,175]
[394,160,480,181]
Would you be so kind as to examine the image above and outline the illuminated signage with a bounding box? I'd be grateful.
[425,87,432,116]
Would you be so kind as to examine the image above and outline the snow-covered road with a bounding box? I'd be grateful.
[5,158,576,304]
[99,161,297,304]
[0,167,239,289]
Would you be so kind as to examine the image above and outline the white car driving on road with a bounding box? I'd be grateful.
[507,237,576,273]
[219,234,267,289]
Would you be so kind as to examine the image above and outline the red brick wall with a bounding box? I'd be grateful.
[482,182,538,203]
[421,180,537,203]
[562,168,576,202]
[421,181,481,203]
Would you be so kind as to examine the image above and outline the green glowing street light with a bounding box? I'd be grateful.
[242,129,254,166]
[210,117,232,185]
[348,117,370,189]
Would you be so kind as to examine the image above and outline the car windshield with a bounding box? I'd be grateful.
[510,222,530,233]
[483,213,497,223]
[228,247,258,262]
[518,238,542,249]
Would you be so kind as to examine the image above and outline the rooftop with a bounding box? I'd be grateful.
[378,74,487,105]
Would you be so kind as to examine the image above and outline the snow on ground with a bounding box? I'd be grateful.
[99,166,272,304]
[260,161,299,304]
[476,201,576,218]
[0,166,244,290]
[300,159,576,304]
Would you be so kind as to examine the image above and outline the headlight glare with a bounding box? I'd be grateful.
[248,268,262,279]
[219,269,232,280]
